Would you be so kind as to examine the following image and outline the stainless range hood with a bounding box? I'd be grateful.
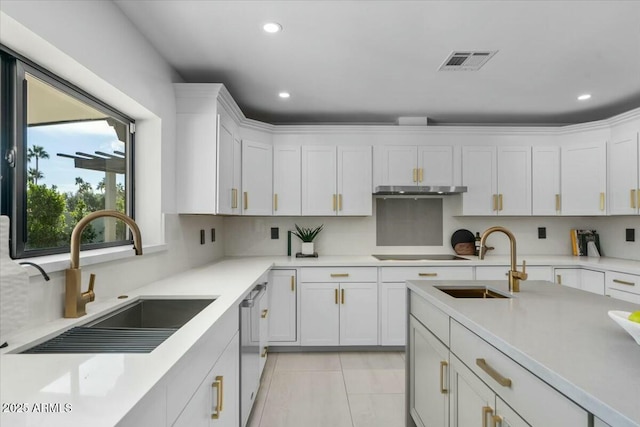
[374,185,467,195]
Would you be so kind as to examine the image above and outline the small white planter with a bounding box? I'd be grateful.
[301,242,314,255]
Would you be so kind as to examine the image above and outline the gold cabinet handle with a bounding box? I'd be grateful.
[613,279,635,286]
[291,275,295,292]
[261,346,268,358]
[492,415,503,427]
[332,194,337,211]
[482,406,494,427]
[492,194,498,211]
[211,375,224,419]
[334,288,339,304]
[413,168,418,182]
[632,189,637,209]
[338,194,343,211]
[274,193,278,211]
[231,188,238,209]
[498,194,503,211]
[637,188,640,209]
[476,358,512,387]
[418,168,424,183]
[418,272,438,277]
[439,360,448,394]
[261,309,268,318]
[600,192,605,211]
[341,288,345,304]
[244,191,248,210]
[331,273,349,277]
[557,274,562,285]
[555,194,561,212]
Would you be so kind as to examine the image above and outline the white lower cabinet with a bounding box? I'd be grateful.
[173,332,239,427]
[605,271,640,303]
[268,269,297,343]
[555,268,605,295]
[380,282,407,346]
[409,316,449,427]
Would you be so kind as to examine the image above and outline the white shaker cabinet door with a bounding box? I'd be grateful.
[379,145,418,186]
[273,145,301,215]
[418,145,455,186]
[241,140,273,215]
[339,282,378,345]
[301,145,337,216]
[380,282,407,346]
[462,146,497,215]
[608,132,639,215]
[497,146,531,215]
[217,117,241,215]
[532,146,561,215]
[337,145,372,215]
[561,141,607,215]
[268,270,297,343]
[300,282,340,346]
[449,355,495,427]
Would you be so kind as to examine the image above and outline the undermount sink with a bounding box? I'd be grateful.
[435,286,511,299]
[21,298,216,354]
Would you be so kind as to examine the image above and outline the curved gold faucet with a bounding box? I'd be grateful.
[65,210,143,318]
[479,226,527,293]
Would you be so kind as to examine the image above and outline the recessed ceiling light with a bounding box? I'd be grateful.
[263,22,282,33]
[577,94,592,101]
[278,92,290,99]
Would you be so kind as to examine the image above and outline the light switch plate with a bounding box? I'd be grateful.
[626,228,635,242]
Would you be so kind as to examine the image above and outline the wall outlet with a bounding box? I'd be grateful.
[626,228,635,242]
[271,227,279,239]
[200,229,205,245]
[538,227,546,239]
[211,228,216,242]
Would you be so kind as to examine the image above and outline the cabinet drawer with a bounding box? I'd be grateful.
[410,292,449,346]
[606,271,640,296]
[380,266,473,282]
[300,267,377,283]
[450,320,588,426]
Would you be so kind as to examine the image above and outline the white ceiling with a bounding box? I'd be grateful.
[115,0,640,125]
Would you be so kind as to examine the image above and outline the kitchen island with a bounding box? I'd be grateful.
[407,279,640,427]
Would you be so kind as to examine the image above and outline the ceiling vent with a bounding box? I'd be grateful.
[438,51,497,71]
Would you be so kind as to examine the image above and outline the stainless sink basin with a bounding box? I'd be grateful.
[435,286,510,299]
[21,298,215,354]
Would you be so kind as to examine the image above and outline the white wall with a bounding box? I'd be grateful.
[0,2,226,327]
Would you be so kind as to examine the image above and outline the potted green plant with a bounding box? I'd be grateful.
[293,224,323,255]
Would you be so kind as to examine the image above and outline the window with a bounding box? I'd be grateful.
[0,49,134,258]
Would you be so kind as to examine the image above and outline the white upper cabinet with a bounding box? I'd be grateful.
[242,140,273,215]
[462,146,530,215]
[217,110,242,215]
[302,145,372,216]
[532,146,561,215]
[378,145,454,186]
[273,145,301,216]
[608,130,639,215]
[561,140,607,215]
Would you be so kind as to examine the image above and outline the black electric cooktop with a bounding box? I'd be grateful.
[372,254,469,261]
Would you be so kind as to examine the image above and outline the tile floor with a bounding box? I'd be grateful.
[247,351,406,427]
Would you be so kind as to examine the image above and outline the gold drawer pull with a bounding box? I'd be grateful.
[274,193,278,211]
[231,188,238,209]
[613,279,635,286]
[413,168,418,182]
[335,288,339,304]
[498,193,503,211]
[418,272,438,277]
[331,273,349,277]
[418,168,424,183]
[291,275,295,292]
[555,193,561,211]
[211,375,224,419]
[476,358,512,387]
[244,191,248,210]
[482,406,494,427]
[632,189,637,209]
[492,415,503,427]
[261,309,269,318]
[261,346,268,358]
[492,194,498,211]
[338,194,343,211]
[341,288,345,304]
[600,192,605,211]
[439,360,448,394]
[556,274,562,285]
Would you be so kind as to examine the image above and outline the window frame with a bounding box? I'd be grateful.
[1,46,135,259]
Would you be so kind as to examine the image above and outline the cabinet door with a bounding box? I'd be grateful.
[449,355,495,427]
[174,333,239,427]
[462,146,497,215]
[217,110,241,215]
[339,282,378,345]
[300,282,340,346]
[379,145,418,186]
[561,141,607,215]
[608,133,639,215]
[273,145,301,215]
[532,146,561,215]
[242,140,273,215]
[337,146,372,216]
[494,397,529,427]
[418,145,454,186]
[268,270,297,343]
[301,146,337,215]
[497,146,531,215]
[555,268,604,295]
[409,316,449,427]
[380,282,406,346]
[554,268,581,289]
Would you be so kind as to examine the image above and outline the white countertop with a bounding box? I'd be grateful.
[0,257,274,427]
[407,279,640,427]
